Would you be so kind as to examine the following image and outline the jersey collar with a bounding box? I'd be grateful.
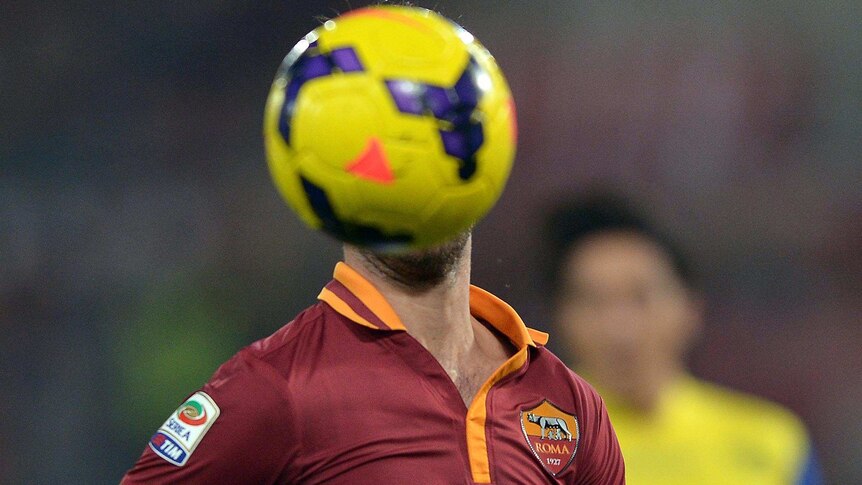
[318,262,548,349]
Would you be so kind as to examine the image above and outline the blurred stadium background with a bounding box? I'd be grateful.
[2,1,859,482]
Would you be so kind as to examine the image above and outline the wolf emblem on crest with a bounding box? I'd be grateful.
[526,412,573,441]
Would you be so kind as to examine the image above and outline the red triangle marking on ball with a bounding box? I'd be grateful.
[346,137,394,184]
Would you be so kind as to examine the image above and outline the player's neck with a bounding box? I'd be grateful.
[346,245,476,355]
[389,256,473,354]
[345,244,512,405]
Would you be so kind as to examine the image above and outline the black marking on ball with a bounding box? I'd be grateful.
[300,176,413,246]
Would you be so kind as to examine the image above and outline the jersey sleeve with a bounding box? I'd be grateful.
[578,391,626,484]
[121,352,298,484]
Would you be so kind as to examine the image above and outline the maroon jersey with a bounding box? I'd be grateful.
[122,263,624,484]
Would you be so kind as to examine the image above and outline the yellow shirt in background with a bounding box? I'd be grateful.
[601,375,821,485]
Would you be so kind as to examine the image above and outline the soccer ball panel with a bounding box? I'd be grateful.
[292,75,388,172]
[419,179,492,245]
[319,6,470,87]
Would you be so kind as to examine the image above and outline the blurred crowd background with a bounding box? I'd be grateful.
[2,1,859,483]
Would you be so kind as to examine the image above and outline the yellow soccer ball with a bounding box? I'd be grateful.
[264,5,516,251]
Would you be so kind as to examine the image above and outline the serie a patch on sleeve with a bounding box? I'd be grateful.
[148,391,220,466]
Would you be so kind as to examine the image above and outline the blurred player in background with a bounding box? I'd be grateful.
[545,191,823,484]
[122,6,624,483]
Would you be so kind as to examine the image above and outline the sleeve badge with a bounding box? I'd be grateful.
[148,391,220,466]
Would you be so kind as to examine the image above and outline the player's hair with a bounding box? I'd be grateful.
[543,190,698,292]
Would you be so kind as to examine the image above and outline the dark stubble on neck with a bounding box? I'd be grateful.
[359,232,471,292]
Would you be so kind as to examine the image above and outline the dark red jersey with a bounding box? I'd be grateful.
[122,263,624,484]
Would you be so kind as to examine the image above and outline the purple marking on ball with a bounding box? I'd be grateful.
[440,122,484,160]
[453,60,481,107]
[278,98,294,143]
[440,130,468,160]
[464,122,484,151]
[386,80,425,115]
[299,55,333,79]
[283,55,328,106]
[285,78,303,104]
[424,86,452,119]
[279,52,333,146]
[330,48,364,72]
[449,107,474,127]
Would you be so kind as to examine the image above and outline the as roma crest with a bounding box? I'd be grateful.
[520,400,579,476]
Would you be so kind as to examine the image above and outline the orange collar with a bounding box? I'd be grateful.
[318,262,548,349]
